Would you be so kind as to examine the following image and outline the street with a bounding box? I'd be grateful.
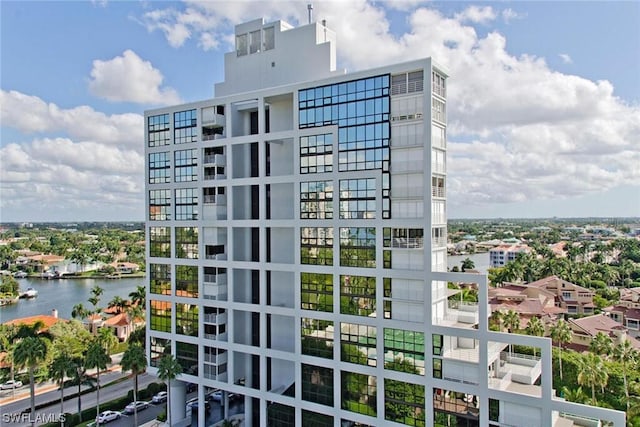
[0,371,160,427]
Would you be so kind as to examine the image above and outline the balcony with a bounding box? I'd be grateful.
[204,350,228,366]
[432,236,447,248]
[203,363,228,382]
[203,154,226,166]
[390,237,424,249]
[442,301,481,326]
[489,352,542,391]
[203,311,228,325]
[203,283,227,301]
[432,187,445,198]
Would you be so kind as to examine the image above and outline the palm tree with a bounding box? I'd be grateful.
[550,319,573,381]
[612,338,638,411]
[49,352,75,425]
[88,285,104,312]
[85,339,111,421]
[129,285,146,308]
[13,336,48,426]
[502,310,520,334]
[524,316,545,357]
[121,343,147,427]
[589,332,613,358]
[97,327,118,355]
[107,295,127,314]
[561,385,588,404]
[577,353,608,404]
[157,354,183,427]
[461,257,475,272]
[71,303,89,321]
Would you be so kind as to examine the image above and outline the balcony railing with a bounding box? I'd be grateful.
[203,312,227,324]
[390,237,424,249]
[432,237,447,248]
[432,187,445,198]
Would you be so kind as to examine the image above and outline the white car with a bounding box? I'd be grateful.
[152,391,167,403]
[0,380,23,390]
[123,401,149,414]
[96,410,120,424]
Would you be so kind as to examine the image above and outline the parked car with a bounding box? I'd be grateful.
[186,397,211,412]
[207,390,222,402]
[96,410,121,424]
[123,401,149,414]
[1,380,23,390]
[152,391,167,403]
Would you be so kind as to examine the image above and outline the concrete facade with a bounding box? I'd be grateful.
[144,18,625,427]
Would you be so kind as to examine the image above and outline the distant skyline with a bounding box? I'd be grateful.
[1,1,639,222]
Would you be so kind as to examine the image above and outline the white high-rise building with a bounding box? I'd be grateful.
[144,18,625,427]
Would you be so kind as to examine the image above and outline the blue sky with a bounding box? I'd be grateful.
[1,0,639,221]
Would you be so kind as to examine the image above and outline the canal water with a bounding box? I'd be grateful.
[447,252,490,274]
[0,277,144,324]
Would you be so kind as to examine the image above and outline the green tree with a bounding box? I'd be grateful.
[577,353,608,404]
[589,332,613,358]
[129,285,146,308]
[71,303,89,321]
[85,339,111,420]
[612,338,638,411]
[460,258,475,272]
[49,352,75,425]
[107,295,127,314]
[157,354,183,427]
[97,327,118,355]
[0,275,20,296]
[502,310,520,333]
[14,336,49,426]
[121,344,147,427]
[88,285,104,312]
[524,316,545,357]
[550,319,573,381]
[561,386,588,404]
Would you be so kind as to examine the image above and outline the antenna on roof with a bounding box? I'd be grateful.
[307,3,313,24]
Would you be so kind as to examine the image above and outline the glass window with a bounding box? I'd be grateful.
[339,178,376,219]
[263,27,275,50]
[148,114,170,147]
[341,371,377,416]
[174,109,197,144]
[340,275,375,317]
[149,336,170,367]
[175,188,198,220]
[149,263,171,294]
[340,227,375,268]
[149,189,171,221]
[341,323,376,366]
[249,30,261,53]
[236,33,248,56]
[384,379,425,426]
[300,133,333,174]
[174,149,198,182]
[302,318,333,359]
[175,265,198,298]
[176,302,198,337]
[149,152,170,184]
[302,364,334,406]
[149,226,170,257]
[301,272,333,312]
[300,180,333,219]
[176,341,198,375]
[150,300,171,332]
[301,227,333,265]
[175,227,198,259]
[384,328,425,375]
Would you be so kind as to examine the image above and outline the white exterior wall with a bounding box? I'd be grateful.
[144,18,625,427]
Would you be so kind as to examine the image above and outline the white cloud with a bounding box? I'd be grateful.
[0,90,143,150]
[88,50,182,105]
[501,8,524,23]
[559,53,573,64]
[454,5,496,24]
[132,1,640,214]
